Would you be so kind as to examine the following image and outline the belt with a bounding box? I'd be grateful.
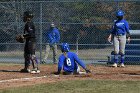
[115,34,125,36]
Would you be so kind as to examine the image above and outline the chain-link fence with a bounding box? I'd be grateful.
[0,0,140,64]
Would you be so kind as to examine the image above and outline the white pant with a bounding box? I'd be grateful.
[43,43,57,63]
[113,35,126,54]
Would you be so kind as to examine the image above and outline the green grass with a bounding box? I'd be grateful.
[0,80,140,93]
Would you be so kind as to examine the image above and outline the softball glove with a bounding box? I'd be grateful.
[16,34,25,43]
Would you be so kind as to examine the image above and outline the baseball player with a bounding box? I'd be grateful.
[108,10,131,67]
[20,11,40,73]
[42,23,60,64]
[54,43,91,75]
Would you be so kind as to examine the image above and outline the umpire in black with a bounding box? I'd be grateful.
[20,11,40,73]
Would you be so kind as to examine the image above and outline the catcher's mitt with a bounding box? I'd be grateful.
[16,35,25,43]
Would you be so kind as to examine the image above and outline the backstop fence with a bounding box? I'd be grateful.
[0,0,140,64]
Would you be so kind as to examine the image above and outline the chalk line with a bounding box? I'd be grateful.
[0,76,48,83]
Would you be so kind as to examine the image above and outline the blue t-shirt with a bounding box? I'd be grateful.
[58,52,86,72]
[111,19,130,35]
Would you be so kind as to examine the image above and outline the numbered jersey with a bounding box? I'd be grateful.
[58,52,86,72]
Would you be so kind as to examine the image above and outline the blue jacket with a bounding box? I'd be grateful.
[44,27,60,45]
[58,52,86,72]
[111,19,130,35]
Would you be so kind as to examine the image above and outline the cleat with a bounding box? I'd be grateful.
[20,68,30,73]
[30,68,40,74]
[119,63,125,67]
[112,63,117,67]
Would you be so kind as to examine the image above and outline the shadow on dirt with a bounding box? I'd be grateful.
[0,70,20,72]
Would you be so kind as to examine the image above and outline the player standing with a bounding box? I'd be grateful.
[108,10,131,67]
[20,11,40,73]
[54,43,91,75]
[42,23,60,64]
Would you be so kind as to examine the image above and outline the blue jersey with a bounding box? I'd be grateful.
[58,52,86,72]
[45,27,60,44]
[111,19,130,35]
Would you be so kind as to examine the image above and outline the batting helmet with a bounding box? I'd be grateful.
[23,11,34,22]
[116,10,124,17]
[61,43,70,52]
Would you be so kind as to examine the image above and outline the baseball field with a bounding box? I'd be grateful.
[0,63,139,93]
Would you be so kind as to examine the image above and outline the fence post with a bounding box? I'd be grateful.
[39,2,43,64]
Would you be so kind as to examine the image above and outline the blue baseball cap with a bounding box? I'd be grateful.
[116,10,124,16]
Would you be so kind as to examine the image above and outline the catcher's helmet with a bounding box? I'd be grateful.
[61,43,70,52]
[116,10,124,17]
[23,11,34,22]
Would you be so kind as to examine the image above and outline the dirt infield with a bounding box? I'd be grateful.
[0,64,139,89]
